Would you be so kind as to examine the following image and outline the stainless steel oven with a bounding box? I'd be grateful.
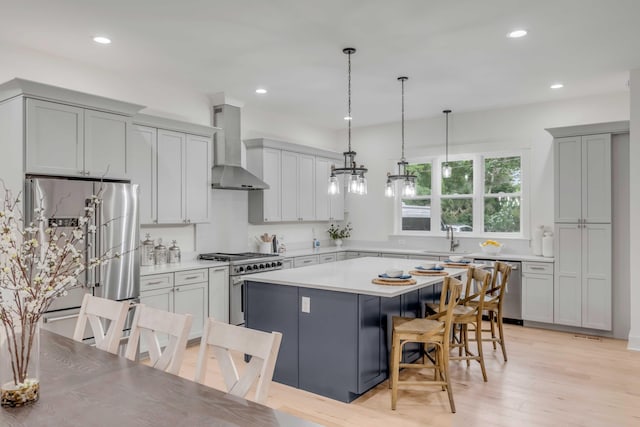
[198,252,283,326]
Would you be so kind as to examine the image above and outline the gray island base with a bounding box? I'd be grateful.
[245,257,466,403]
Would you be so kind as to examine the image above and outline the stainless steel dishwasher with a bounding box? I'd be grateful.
[473,259,522,325]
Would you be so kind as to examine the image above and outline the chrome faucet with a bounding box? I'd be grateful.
[446,226,460,252]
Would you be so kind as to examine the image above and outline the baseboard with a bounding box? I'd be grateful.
[628,333,640,351]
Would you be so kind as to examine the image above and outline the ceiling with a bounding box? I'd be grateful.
[1,0,639,130]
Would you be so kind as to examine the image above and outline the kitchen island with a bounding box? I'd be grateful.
[245,257,466,402]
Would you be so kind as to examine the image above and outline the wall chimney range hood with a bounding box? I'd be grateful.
[211,104,269,190]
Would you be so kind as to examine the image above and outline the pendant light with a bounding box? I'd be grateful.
[384,77,416,198]
[442,109,452,179]
[328,47,368,195]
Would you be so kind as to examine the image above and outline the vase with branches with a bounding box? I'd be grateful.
[327,223,352,247]
[0,185,118,407]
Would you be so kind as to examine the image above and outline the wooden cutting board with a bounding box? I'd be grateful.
[371,278,417,286]
[409,270,449,276]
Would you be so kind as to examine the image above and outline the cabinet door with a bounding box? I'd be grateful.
[298,154,316,220]
[209,267,229,323]
[281,151,299,221]
[185,134,211,223]
[84,110,128,179]
[582,134,611,223]
[263,148,282,222]
[140,287,174,353]
[522,273,554,323]
[554,137,582,223]
[174,282,208,339]
[26,99,84,176]
[129,125,157,224]
[554,223,582,326]
[314,157,331,221]
[581,224,612,330]
[156,129,185,223]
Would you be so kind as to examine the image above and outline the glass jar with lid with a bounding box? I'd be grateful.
[168,240,181,264]
[154,239,168,266]
[141,233,155,266]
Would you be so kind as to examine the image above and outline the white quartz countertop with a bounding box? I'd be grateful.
[245,257,469,297]
[281,246,553,263]
[140,260,229,276]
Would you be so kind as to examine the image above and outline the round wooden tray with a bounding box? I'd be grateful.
[371,278,417,286]
[409,270,449,276]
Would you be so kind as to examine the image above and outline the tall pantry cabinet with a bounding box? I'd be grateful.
[549,122,628,331]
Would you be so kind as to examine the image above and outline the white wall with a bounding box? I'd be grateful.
[629,69,640,350]
[341,92,629,252]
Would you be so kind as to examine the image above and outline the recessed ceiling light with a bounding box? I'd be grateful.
[93,36,111,45]
[550,83,564,89]
[344,116,352,121]
[255,88,267,94]
[507,29,527,38]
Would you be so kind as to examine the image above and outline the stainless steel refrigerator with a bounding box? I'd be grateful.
[25,176,139,347]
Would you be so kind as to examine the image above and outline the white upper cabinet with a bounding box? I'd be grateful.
[157,129,186,224]
[131,118,213,225]
[84,109,128,178]
[26,99,129,179]
[185,134,211,223]
[315,157,344,221]
[246,139,342,224]
[26,99,84,176]
[128,125,157,224]
[554,134,611,223]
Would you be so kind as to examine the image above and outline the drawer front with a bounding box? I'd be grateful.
[141,273,174,291]
[294,255,319,268]
[523,262,553,275]
[175,269,208,285]
[336,252,347,261]
[319,253,337,264]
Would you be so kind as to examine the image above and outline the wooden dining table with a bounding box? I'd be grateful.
[0,330,322,427]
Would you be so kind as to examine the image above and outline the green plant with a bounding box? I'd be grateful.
[327,223,352,240]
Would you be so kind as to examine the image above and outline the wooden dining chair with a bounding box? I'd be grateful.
[73,293,130,354]
[194,318,282,404]
[389,276,462,412]
[468,261,512,361]
[125,304,193,375]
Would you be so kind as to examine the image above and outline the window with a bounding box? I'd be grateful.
[397,153,524,236]
[400,163,431,231]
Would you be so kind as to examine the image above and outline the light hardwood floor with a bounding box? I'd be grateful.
[176,324,640,427]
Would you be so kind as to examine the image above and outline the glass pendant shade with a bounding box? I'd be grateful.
[328,174,340,195]
[442,163,452,179]
[402,179,416,197]
[328,47,368,195]
[385,179,395,198]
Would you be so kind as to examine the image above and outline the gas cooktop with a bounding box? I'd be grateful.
[198,252,280,262]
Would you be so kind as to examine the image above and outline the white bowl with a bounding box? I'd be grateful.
[479,243,503,255]
[448,255,464,262]
[385,269,404,278]
[420,262,436,270]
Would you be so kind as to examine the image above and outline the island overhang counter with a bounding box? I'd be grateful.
[244,257,466,402]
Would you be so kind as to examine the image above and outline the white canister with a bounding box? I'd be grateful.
[532,225,544,256]
[542,232,554,258]
[259,242,272,254]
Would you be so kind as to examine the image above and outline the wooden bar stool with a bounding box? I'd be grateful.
[389,276,462,412]
[468,261,512,361]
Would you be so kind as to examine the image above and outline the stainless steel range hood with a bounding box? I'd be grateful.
[211,104,269,190]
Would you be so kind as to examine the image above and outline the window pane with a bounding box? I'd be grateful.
[484,197,521,232]
[401,199,431,231]
[484,157,521,194]
[441,160,473,195]
[441,198,473,232]
[406,163,431,196]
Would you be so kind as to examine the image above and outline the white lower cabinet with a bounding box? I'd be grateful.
[208,267,229,324]
[294,255,319,268]
[140,268,209,349]
[522,262,554,323]
[318,253,337,264]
